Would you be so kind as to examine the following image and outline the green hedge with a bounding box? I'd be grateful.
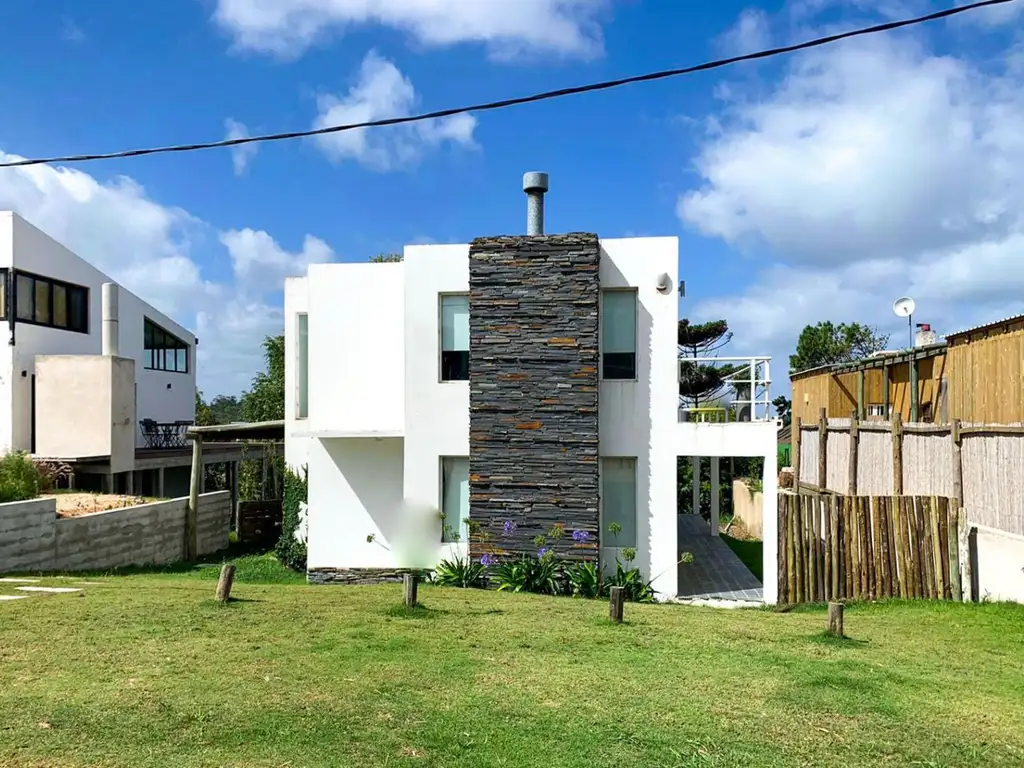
[276,465,308,572]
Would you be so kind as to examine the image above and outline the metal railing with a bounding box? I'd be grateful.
[678,356,773,422]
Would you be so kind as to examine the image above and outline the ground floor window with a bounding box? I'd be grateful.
[441,457,469,543]
[601,457,637,548]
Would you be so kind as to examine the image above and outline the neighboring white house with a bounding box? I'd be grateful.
[0,212,197,485]
[285,177,779,603]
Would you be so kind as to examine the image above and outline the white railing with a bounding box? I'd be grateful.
[677,356,773,423]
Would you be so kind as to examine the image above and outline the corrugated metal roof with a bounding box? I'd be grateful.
[945,314,1024,340]
[789,342,947,379]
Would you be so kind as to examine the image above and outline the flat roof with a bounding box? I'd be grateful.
[186,420,285,441]
[790,342,947,381]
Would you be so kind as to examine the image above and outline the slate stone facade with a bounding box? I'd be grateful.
[468,233,601,560]
[307,567,422,585]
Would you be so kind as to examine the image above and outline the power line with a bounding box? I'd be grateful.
[0,0,1013,169]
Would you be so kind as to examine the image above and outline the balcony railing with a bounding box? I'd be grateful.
[678,356,773,423]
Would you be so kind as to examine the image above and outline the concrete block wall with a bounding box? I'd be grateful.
[0,491,230,573]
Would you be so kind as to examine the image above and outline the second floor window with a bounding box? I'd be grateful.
[144,318,189,373]
[601,289,637,380]
[440,294,469,381]
[297,313,309,418]
[13,271,89,333]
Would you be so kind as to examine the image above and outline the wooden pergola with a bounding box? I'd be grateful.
[184,420,285,559]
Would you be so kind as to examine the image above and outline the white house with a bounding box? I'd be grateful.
[0,211,201,495]
[285,175,779,603]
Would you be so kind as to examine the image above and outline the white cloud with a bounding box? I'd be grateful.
[224,118,258,175]
[312,51,477,171]
[0,152,331,395]
[213,0,607,60]
[719,8,772,55]
[677,29,1024,376]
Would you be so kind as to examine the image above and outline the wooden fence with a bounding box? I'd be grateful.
[778,493,966,604]
[793,410,1024,536]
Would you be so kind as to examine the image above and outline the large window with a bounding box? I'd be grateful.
[441,457,469,543]
[0,269,7,320]
[440,294,469,381]
[13,271,88,333]
[601,289,637,380]
[144,318,190,373]
[297,313,309,419]
[602,457,637,549]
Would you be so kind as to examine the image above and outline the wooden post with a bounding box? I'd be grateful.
[403,573,419,608]
[215,564,236,602]
[157,466,166,498]
[229,460,240,533]
[792,416,802,493]
[609,586,625,623]
[817,407,828,491]
[848,409,859,496]
[910,354,919,422]
[957,507,972,603]
[951,419,964,510]
[186,435,203,561]
[827,601,844,638]
[948,502,962,602]
[856,370,865,420]
[892,413,904,495]
[883,363,891,418]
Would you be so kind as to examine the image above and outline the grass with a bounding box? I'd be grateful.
[2,573,1023,768]
[722,533,763,582]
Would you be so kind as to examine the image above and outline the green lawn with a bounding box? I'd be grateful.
[2,563,1023,768]
[722,533,763,582]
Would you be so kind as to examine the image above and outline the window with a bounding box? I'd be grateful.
[0,269,7,320]
[866,404,886,418]
[144,318,190,373]
[13,271,88,332]
[601,290,637,379]
[297,313,309,419]
[602,458,637,549]
[440,294,469,381]
[441,457,469,543]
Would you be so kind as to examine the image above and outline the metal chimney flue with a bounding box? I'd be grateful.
[523,171,549,235]
[101,282,119,357]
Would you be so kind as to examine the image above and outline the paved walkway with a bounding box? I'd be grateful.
[677,515,763,602]
[0,578,89,602]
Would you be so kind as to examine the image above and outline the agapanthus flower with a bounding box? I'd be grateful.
[503,520,517,535]
[571,529,591,543]
[537,547,551,558]
[480,553,497,567]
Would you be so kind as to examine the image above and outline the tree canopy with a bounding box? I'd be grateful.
[678,319,740,407]
[242,334,285,423]
[369,252,403,263]
[789,321,890,373]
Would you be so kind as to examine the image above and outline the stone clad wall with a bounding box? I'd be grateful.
[468,233,601,559]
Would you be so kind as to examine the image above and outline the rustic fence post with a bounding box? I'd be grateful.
[215,564,236,602]
[948,502,962,602]
[609,586,625,624]
[827,602,844,638]
[403,573,419,608]
[892,413,903,496]
[792,416,802,493]
[958,508,973,603]
[848,409,859,496]
[818,407,828,491]
[186,434,204,561]
[951,419,964,510]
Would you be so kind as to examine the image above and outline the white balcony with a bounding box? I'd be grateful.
[678,356,773,423]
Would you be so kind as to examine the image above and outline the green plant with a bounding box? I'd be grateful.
[493,554,564,596]
[276,465,308,571]
[564,561,602,598]
[434,556,488,588]
[0,452,43,502]
[603,559,656,603]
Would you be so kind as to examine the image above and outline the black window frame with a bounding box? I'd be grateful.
[144,317,190,374]
[439,293,470,382]
[12,269,89,334]
[600,288,638,380]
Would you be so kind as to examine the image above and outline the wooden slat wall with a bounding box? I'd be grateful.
[792,374,831,425]
[947,321,1024,425]
[777,493,960,604]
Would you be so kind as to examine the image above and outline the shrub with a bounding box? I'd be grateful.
[564,560,602,598]
[276,465,308,571]
[493,553,564,596]
[602,559,656,603]
[0,452,43,503]
[435,555,488,588]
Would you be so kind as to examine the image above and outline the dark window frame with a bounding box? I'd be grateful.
[144,317,190,374]
[439,293,470,382]
[12,269,89,334]
[600,288,638,381]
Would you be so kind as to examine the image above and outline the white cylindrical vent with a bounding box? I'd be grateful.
[101,282,119,357]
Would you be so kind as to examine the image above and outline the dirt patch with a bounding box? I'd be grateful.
[42,493,156,519]
[722,516,758,541]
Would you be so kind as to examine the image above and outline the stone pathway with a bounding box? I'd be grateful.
[1,578,96,603]
[677,515,764,602]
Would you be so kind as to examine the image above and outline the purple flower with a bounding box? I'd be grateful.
[571,529,591,543]
[480,553,497,567]
[502,520,517,536]
[538,547,551,558]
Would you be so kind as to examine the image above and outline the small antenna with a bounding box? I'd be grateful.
[893,296,916,349]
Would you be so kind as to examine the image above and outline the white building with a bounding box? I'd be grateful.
[0,211,209,496]
[285,176,780,603]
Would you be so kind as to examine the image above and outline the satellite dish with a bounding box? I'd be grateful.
[893,296,916,318]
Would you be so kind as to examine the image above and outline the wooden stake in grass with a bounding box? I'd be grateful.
[403,573,418,609]
[827,601,844,638]
[215,564,236,603]
[609,586,625,624]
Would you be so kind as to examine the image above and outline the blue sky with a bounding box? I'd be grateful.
[0,0,1022,396]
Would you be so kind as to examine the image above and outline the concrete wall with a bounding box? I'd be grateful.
[0,212,196,452]
[284,277,310,473]
[973,524,1024,604]
[0,491,229,573]
[731,479,764,539]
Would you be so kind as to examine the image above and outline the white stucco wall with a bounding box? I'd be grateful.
[973,525,1024,604]
[283,277,310,473]
[0,212,195,452]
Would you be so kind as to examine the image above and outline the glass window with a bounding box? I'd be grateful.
[16,274,33,321]
[52,284,68,328]
[12,272,88,332]
[602,458,637,549]
[602,290,637,379]
[143,318,190,373]
[68,286,88,332]
[440,294,469,381]
[34,280,51,324]
[441,457,470,543]
[297,313,309,419]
